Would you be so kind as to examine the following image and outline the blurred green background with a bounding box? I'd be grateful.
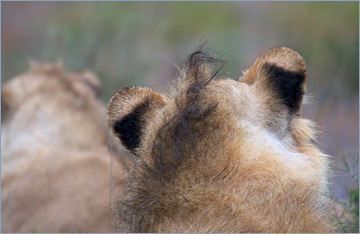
[2,2,358,200]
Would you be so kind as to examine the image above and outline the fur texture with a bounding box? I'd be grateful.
[1,62,120,232]
[107,47,336,232]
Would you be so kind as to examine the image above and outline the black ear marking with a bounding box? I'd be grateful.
[107,86,167,154]
[263,63,306,114]
[112,99,149,153]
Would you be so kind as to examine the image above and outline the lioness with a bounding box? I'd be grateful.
[1,62,118,233]
[107,47,336,232]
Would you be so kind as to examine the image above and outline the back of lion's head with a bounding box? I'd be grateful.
[107,47,335,232]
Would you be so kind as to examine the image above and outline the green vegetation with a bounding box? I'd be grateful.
[331,153,359,233]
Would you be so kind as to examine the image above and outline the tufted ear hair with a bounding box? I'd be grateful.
[240,47,307,115]
[107,86,167,154]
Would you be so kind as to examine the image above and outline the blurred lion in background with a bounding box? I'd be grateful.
[1,61,120,232]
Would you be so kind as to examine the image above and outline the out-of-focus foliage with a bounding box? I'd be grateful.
[332,153,359,233]
[2,2,358,103]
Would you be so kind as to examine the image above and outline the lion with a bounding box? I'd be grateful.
[1,61,120,232]
[107,47,336,232]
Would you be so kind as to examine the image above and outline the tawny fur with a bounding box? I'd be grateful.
[107,47,336,232]
[1,63,121,232]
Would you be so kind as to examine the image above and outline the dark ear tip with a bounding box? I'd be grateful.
[241,47,306,85]
[107,87,128,117]
[263,63,306,114]
[106,86,144,127]
[107,86,167,124]
[106,86,168,152]
[263,47,306,75]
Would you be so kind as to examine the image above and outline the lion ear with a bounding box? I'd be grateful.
[240,47,307,115]
[107,86,167,154]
